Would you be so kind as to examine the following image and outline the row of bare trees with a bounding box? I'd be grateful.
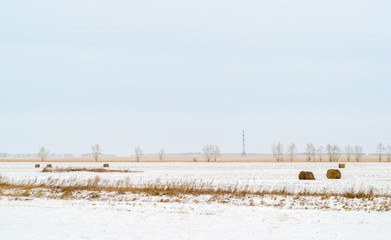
[36,142,391,162]
[37,145,163,162]
[92,145,165,162]
[92,145,161,162]
[92,145,168,162]
[272,143,391,162]
[37,144,221,162]
[92,144,221,162]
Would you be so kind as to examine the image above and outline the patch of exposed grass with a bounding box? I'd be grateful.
[1,175,391,211]
[41,167,140,173]
[0,175,388,201]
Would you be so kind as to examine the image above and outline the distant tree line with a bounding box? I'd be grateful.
[271,142,391,162]
[0,152,75,158]
[1,142,390,163]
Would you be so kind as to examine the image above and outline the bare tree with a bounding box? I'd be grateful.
[212,145,221,162]
[377,143,385,162]
[311,145,316,161]
[91,144,102,162]
[333,145,341,162]
[386,145,391,162]
[38,146,49,162]
[345,145,353,162]
[287,143,297,162]
[305,143,315,162]
[317,146,323,162]
[326,144,341,162]
[354,145,363,162]
[158,149,165,161]
[326,144,333,162]
[135,146,143,162]
[272,142,284,162]
[202,145,214,162]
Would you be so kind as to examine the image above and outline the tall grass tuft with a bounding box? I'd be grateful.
[0,175,387,200]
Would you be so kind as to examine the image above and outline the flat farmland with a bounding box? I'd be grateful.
[1,162,391,194]
[1,162,391,239]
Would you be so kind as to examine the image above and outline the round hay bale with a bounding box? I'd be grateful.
[326,169,341,179]
[298,171,315,180]
[339,164,345,168]
[46,164,52,168]
[35,164,40,168]
[103,163,109,168]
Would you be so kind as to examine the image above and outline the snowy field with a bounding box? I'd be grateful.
[2,198,391,240]
[1,161,391,194]
[1,162,391,239]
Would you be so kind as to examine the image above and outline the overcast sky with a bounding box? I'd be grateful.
[1,0,390,155]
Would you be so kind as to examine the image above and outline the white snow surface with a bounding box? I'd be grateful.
[1,162,391,194]
[1,162,391,239]
[1,198,391,240]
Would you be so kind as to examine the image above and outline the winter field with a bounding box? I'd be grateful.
[1,162,391,239]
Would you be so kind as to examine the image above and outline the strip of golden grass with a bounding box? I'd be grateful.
[0,175,386,200]
[41,167,139,173]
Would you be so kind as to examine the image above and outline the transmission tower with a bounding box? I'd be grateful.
[242,129,246,157]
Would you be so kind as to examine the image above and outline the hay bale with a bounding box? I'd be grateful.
[298,171,315,180]
[103,163,109,168]
[35,164,40,168]
[46,164,52,168]
[326,169,341,179]
[339,164,345,168]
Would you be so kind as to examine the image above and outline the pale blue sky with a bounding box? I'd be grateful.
[1,0,390,155]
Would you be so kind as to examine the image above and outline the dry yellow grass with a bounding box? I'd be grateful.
[2,175,390,211]
[0,175,385,200]
[41,167,138,173]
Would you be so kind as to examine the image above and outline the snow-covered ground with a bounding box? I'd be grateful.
[1,198,391,240]
[1,162,391,194]
[1,162,391,239]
